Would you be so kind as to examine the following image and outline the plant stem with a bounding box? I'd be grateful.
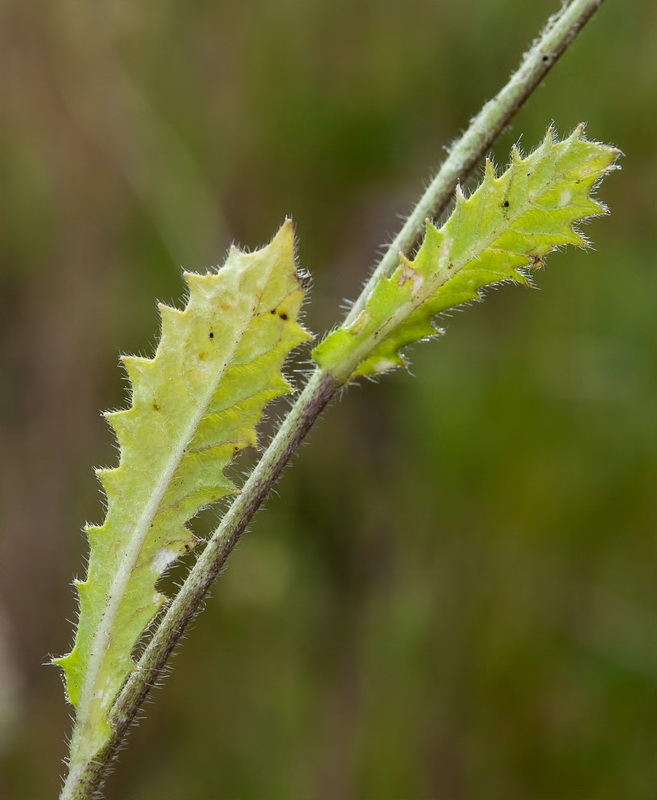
[344,0,607,326]
[60,1,607,796]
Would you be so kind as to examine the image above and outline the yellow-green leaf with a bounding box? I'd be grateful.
[53,221,311,765]
[313,127,618,382]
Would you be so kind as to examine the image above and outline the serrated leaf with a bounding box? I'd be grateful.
[53,221,311,764]
[313,127,618,381]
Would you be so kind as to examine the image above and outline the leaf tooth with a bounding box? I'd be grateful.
[51,652,71,669]
[265,217,294,252]
[571,122,586,141]
[103,408,134,448]
[120,355,156,403]
[584,196,608,216]
[96,466,122,498]
[494,159,514,197]
[412,222,443,271]
[72,579,96,637]
[157,303,186,344]
[483,158,497,186]
[261,218,295,267]
[157,301,181,315]
[275,217,295,241]
[120,354,154,372]
[510,144,523,165]
[566,227,590,248]
[182,271,219,304]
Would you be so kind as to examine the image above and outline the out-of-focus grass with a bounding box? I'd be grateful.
[1,1,655,798]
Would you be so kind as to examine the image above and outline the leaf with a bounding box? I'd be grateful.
[312,127,618,381]
[53,221,311,764]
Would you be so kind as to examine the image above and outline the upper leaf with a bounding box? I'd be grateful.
[313,127,618,382]
[53,221,311,764]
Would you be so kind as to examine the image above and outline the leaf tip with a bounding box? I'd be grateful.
[269,217,296,253]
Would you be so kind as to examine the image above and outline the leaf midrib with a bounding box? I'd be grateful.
[356,150,579,367]
[72,286,277,764]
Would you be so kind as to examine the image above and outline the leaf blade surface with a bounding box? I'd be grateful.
[313,128,618,381]
[54,221,311,763]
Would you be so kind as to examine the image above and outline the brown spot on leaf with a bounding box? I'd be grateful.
[398,262,423,291]
[152,402,160,411]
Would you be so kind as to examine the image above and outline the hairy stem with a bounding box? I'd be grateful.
[344,0,606,326]
[60,1,607,796]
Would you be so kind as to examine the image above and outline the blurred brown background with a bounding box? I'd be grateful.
[1,1,655,798]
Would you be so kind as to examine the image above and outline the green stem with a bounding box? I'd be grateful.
[344,0,606,326]
[60,1,607,796]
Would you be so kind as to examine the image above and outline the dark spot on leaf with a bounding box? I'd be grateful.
[270,309,276,314]
[503,201,510,208]
[279,312,288,320]
[542,55,549,62]
[152,402,160,411]
[183,544,190,553]
[233,445,240,453]
[209,332,214,339]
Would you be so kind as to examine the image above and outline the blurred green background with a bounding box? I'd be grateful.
[1,0,655,798]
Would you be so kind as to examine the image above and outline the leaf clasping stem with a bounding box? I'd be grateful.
[60,1,608,797]
[60,371,339,800]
